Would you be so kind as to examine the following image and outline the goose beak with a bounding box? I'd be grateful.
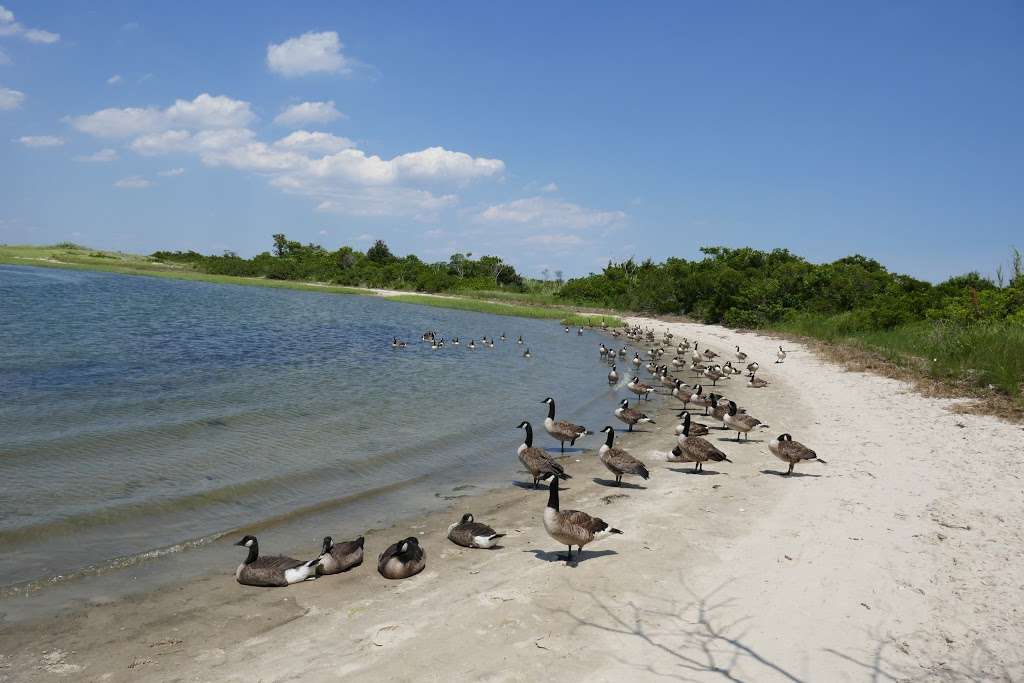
[233,539,245,546]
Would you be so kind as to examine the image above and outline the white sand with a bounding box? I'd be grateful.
[4,316,1022,681]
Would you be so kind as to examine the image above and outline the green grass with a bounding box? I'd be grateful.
[385,294,621,326]
[776,314,1024,398]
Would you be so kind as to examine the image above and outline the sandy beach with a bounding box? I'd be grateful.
[3,315,1022,682]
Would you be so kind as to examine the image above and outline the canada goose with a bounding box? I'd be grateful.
[421,332,435,342]
[500,333,507,342]
[316,536,365,575]
[598,426,650,486]
[614,399,655,432]
[769,433,826,475]
[517,335,524,344]
[430,339,439,350]
[541,397,588,452]
[722,361,743,375]
[706,394,732,430]
[517,421,571,487]
[577,327,584,336]
[233,535,320,587]
[599,344,609,358]
[747,361,760,374]
[747,373,769,388]
[468,340,477,350]
[724,400,767,441]
[631,352,642,368]
[377,537,425,580]
[658,367,676,390]
[627,376,654,400]
[391,337,407,349]
[564,326,570,334]
[618,346,627,358]
[523,348,532,358]
[671,414,731,473]
[703,365,726,386]
[776,346,787,363]
[447,513,505,549]
[672,379,693,408]
[673,411,710,437]
[703,348,719,360]
[608,365,619,384]
[543,476,622,563]
[452,337,460,346]
[691,343,702,363]
[687,384,712,415]
[735,346,747,361]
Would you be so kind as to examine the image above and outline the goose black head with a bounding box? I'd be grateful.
[619,399,629,407]
[517,420,530,429]
[779,433,793,441]
[234,535,257,547]
[460,513,474,524]
[541,397,554,404]
[671,445,683,458]
[601,425,615,433]
[321,536,333,553]
[728,400,739,415]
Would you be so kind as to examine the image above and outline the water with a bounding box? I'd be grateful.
[0,265,619,619]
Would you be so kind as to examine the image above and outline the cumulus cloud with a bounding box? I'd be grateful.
[392,147,505,183]
[267,31,351,77]
[14,135,64,147]
[0,84,24,109]
[0,5,60,43]
[107,74,122,85]
[274,130,354,154]
[74,148,118,162]
[114,176,153,189]
[541,182,559,193]
[313,187,456,219]
[476,196,626,230]
[68,93,255,138]
[273,100,343,127]
[158,167,185,176]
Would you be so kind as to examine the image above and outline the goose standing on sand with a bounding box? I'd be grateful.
[735,346,747,362]
[233,535,320,587]
[447,513,505,548]
[517,421,571,487]
[776,346,787,363]
[316,536,365,575]
[598,426,650,486]
[671,414,732,473]
[674,411,710,437]
[724,400,767,441]
[769,433,826,475]
[703,365,726,386]
[541,398,588,452]
[608,364,619,385]
[747,361,760,374]
[747,373,769,388]
[687,384,712,415]
[627,376,654,401]
[543,476,622,563]
[614,399,655,432]
[377,537,425,579]
[672,379,693,408]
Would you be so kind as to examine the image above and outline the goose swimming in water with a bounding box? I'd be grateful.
[541,398,589,452]
[233,535,320,587]
[543,476,622,563]
[724,400,767,441]
[377,537,425,579]
[447,513,505,549]
[598,426,650,486]
[517,335,524,344]
[614,399,654,432]
[769,433,826,475]
[391,337,407,349]
[523,348,532,358]
[316,535,365,575]
[671,414,731,473]
[517,421,571,487]
[468,339,477,350]
[500,333,507,342]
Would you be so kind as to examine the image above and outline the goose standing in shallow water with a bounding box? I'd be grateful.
[671,414,731,473]
[769,433,826,475]
[517,421,571,487]
[608,364,619,385]
[598,426,650,486]
[377,537,425,579]
[233,535,320,587]
[541,398,589,452]
[614,399,654,432]
[316,535,364,575]
[724,400,767,441]
[447,513,505,548]
[543,476,622,563]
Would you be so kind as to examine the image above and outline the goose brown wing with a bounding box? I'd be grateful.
[251,555,305,572]
[735,414,762,430]
[684,436,728,462]
[604,448,649,476]
[521,447,563,474]
[780,440,816,461]
[459,521,498,537]
[555,420,585,436]
[561,509,611,536]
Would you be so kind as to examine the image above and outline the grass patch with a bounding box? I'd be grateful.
[384,294,621,327]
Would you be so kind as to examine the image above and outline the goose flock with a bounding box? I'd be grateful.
[233,321,824,585]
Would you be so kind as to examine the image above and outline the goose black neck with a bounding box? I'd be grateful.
[682,412,690,436]
[605,429,615,447]
[245,541,259,565]
[546,401,556,420]
[523,422,533,447]
[547,477,559,510]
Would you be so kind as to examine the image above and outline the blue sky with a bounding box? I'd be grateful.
[2,2,1022,281]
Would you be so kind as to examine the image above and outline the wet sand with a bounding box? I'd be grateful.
[3,316,1022,682]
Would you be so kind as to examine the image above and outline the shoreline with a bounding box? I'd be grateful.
[4,317,1022,680]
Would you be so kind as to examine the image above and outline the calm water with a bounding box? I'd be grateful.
[0,265,617,618]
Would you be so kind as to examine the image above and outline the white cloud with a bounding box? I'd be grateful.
[0,5,60,43]
[273,100,343,127]
[541,182,559,193]
[274,130,354,154]
[158,167,185,176]
[318,229,328,236]
[267,31,351,77]
[69,93,255,138]
[392,147,505,183]
[313,187,456,219]
[14,135,64,147]
[476,196,626,230]
[114,176,153,189]
[107,74,122,85]
[524,234,583,247]
[74,148,118,162]
[0,84,24,109]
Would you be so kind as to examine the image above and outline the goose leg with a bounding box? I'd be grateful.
[787,462,794,475]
